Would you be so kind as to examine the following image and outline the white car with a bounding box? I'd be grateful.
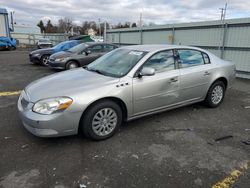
[37,38,53,49]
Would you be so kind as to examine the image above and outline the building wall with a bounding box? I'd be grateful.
[11,33,69,46]
[0,12,9,37]
[107,18,250,78]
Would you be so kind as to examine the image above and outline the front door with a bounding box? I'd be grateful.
[79,45,104,65]
[132,50,180,115]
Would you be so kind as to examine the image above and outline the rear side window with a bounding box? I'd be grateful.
[178,50,205,68]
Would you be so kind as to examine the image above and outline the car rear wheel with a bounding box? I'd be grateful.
[66,61,79,70]
[41,55,50,66]
[205,80,225,108]
[81,100,122,140]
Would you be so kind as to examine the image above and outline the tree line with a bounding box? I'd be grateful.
[37,18,138,35]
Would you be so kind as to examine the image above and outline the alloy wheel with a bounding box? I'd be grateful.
[42,56,49,65]
[91,108,118,136]
[211,85,223,105]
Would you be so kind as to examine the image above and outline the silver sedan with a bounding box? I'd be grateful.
[18,45,235,140]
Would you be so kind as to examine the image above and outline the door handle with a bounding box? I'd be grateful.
[204,71,210,76]
[170,77,178,82]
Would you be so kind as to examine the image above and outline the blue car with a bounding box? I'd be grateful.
[0,37,17,51]
[29,40,83,65]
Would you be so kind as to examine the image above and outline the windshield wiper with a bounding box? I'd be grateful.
[86,67,106,75]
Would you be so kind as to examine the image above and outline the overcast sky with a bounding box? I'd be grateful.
[1,0,250,26]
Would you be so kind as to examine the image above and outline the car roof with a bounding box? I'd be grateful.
[85,42,117,46]
[120,44,206,52]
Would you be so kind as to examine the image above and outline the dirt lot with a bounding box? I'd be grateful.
[0,50,250,188]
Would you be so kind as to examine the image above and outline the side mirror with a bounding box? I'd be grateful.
[139,67,155,77]
[85,50,92,55]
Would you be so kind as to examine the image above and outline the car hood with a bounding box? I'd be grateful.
[31,48,54,55]
[25,68,120,102]
[50,51,74,59]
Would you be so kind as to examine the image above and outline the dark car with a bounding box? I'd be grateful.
[29,40,83,65]
[48,42,118,70]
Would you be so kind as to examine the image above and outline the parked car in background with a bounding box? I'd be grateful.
[48,42,118,70]
[18,45,235,140]
[37,38,53,49]
[29,40,83,65]
[0,37,16,51]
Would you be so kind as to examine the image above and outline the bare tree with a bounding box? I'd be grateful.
[57,17,73,33]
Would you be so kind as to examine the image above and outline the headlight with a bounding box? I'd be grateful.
[33,97,73,115]
[33,53,41,57]
[55,57,66,62]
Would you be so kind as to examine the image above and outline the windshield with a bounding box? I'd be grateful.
[52,41,70,49]
[67,43,88,53]
[39,39,50,42]
[86,48,147,78]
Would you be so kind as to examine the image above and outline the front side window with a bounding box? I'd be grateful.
[104,44,116,52]
[143,50,175,73]
[178,50,205,68]
[88,45,103,53]
[68,43,88,53]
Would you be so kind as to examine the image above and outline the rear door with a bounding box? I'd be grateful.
[132,50,180,115]
[177,49,213,102]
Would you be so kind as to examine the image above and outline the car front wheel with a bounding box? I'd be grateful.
[81,100,122,140]
[41,55,50,66]
[66,61,79,70]
[205,80,226,108]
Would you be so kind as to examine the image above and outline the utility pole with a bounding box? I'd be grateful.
[219,2,228,58]
[98,18,101,36]
[139,12,143,44]
[104,21,107,42]
[220,2,227,21]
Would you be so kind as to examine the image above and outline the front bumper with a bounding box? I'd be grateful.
[29,54,41,64]
[47,60,66,70]
[17,91,80,137]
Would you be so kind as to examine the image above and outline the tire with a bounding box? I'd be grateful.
[66,61,79,70]
[81,100,122,140]
[41,55,50,66]
[7,46,16,51]
[205,81,226,108]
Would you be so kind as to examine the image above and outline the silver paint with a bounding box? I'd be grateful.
[18,45,236,137]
